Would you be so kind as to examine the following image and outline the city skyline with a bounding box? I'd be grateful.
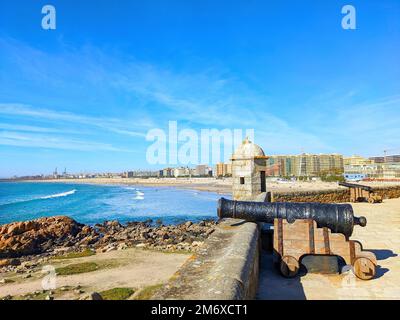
[5,150,400,179]
[1,0,399,177]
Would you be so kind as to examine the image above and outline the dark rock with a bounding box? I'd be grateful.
[89,292,103,300]
[0,215,217,268]
[0,216,85,259]
[0,258,20,267]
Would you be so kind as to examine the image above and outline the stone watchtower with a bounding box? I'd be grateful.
[231,138,269,201]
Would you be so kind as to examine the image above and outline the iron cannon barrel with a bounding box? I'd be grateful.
[339,182,373,192]
[217,198,367,238]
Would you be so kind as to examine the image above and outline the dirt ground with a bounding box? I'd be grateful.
[257,198,400,300]
[0,248,190,300]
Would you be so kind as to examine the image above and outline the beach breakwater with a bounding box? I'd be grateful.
[272,185,400,203]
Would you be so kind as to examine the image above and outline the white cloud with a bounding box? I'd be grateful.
[0,130,134,152]
[0,103,148,136]
[1,37,398,157]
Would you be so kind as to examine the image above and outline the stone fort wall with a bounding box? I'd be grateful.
[272,185,400,203]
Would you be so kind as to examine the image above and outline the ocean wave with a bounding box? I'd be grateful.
[136,191,144,196]
[134,195,144,200]
[40,189,77,199]
[0,189,77,206]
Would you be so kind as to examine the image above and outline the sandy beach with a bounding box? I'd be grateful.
[22,177,234,194]
[21,177,400,194]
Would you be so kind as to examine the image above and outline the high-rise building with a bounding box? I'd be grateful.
[343,154,400,179]
[385,155,400,163]
[381,162,400,179]
[162,168,174,177]
[267,154,343,177]
[369,156,385,164]
[174,167,190,177]
[194,165,208,176]
[344,155,372,166]
[215,162,232,177]
[123,170,158,178]
[124,171,134,178]
[344,162,382,179]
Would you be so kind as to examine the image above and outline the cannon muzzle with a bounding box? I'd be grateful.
[217,198,366,238]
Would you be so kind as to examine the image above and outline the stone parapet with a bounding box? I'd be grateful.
[153,219,260,300]
[272,185,400,203]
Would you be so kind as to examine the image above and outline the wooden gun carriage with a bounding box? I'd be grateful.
[339,182,382,204]
[218,198,377,280]
[273,218,376,280]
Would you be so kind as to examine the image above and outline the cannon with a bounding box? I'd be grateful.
[217,198,376,279]
[217,198,367,238]
[339,181,373,192]
[339,182,382,203]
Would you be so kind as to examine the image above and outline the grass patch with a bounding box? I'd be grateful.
[53,249,95,260]
[134,284,163,300]
[99,287,134,300]
[56,262,99,276]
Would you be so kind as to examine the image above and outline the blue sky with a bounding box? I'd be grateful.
[0,0,399,177]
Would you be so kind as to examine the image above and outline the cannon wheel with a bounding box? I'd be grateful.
[353,240,363,251]
[280,256,300,278]
[353,257,376,280]
[368,197,375,204]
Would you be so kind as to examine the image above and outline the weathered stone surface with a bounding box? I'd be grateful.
[273,189,349,203]
[373,186,400,199]
[0,258,20,267]
[0,216,86,259]
[272,185,400,203]
[154,218,260,300]
[232,138,268,201]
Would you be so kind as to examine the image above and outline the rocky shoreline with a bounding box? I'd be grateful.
[0,216,216,273]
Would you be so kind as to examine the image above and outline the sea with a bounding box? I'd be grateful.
[0,182,229,226]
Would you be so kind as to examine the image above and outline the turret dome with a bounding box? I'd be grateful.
[232,137,266,160]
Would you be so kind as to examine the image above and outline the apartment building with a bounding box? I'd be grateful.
[215,162,232,177]
[267,154,344,177]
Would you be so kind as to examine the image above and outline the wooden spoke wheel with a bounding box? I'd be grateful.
[353,240,363,251]
[280,256,300,278]
[368,197,375,204]
[353,257,376,280]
